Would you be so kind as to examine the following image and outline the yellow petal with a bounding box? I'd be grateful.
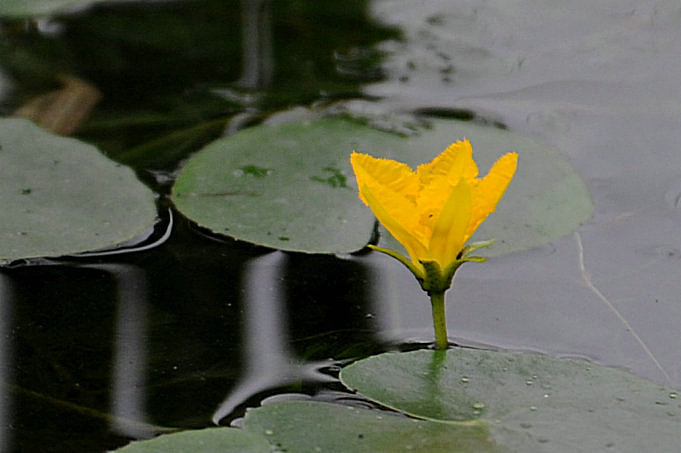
[414,170,453,233]
[360,183,428,267]
[465,152,518,241]
[414,140,477,234]
[350,152,418,204]
[351,152,424,241]
[416,139,479,189]
[428,178,472,268]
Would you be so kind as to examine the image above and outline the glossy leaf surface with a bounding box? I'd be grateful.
[341,348,681,452]
[0,118,157,260]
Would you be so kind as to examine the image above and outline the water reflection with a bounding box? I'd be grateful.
[0,273,14,452]
[365,252,430,345]
[85,265,152,438]
[0,225,382,452]
[238,0,273,88]
[212,252,335,423]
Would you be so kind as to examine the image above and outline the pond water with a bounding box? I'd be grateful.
[1,0,681,451]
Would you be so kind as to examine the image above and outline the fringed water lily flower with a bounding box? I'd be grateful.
[350,139,517,349]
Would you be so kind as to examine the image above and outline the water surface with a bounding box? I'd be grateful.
[1,0,680,451]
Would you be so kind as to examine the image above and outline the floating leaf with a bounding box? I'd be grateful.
[171,118,380,254]
[340,348,681,452]
[243,400,539,453]
[112,427,271,453]
[0,118,157,261]
[172,117,591,255]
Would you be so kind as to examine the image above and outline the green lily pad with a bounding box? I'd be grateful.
[340,348,681,452]
[243,400,539,453]
[0,0,128,18]
[0,118,157,261]
[171,117,591,254]
[171,118,380,254]
[112,427,272,453]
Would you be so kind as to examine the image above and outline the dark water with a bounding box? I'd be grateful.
[0,1,397,451]
[0,214,386,451]
[2,0,681,451]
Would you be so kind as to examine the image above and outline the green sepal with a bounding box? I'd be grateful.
[460,256,487,263]
[419,261,445,293]
[367,244,425,281]
[460,239,495,258]
[440,260,466,290]
[421,254,488,293]
[368,240,493,294]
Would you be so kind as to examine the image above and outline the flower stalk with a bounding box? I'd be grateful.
[429,290,448,350]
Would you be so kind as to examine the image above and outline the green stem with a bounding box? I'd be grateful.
[429,291,449,350]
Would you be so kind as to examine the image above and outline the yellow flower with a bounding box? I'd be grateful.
[350,139,517,290]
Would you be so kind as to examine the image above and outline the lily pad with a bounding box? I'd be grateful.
[112,427,272,453]
[0,0,127,18]
[243,400,539,453]
[340,348,681,452]
[0,118,157,261]
[171,118,380,254]
[172,117,591,255]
